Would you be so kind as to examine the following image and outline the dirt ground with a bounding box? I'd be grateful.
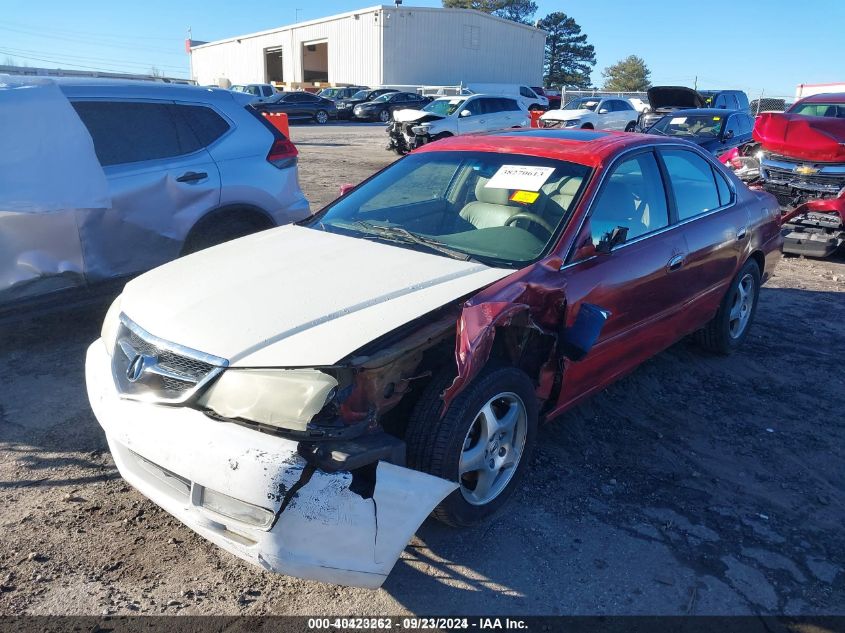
[1,123,843,616]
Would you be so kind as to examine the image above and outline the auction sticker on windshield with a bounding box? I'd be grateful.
[486,165,555,191]
[670,117,687,124]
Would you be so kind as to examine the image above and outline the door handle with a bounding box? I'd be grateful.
[176,171,208,183]
[736,226,748,240]
[667,254,685,272]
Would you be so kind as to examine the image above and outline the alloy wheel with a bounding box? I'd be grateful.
[458,392,528,506]
[728,272,756,338]
[315,110,328,124]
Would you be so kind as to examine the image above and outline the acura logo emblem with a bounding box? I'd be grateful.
[126,353,156,382]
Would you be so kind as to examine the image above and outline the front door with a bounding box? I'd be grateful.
[71,99,221,282]
[551,150,689,415]
[456,98,487,135]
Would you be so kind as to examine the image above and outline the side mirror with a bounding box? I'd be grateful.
[598,108,609,114]
[339,183,355,196]
[460,109,472,118]
[596,226,628,253]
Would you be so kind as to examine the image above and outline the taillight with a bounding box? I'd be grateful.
[267,138,298,168]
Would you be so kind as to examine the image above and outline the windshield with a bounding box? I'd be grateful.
[789,102,845,118]
[650,114,724,137]
[350,90,369,100]
[306,151,591,267]
[423,98,467,116]
[564,98,599,111]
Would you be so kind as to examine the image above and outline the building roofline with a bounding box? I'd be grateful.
[189,5,544,51]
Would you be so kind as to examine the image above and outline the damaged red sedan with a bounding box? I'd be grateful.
[86,129,782,588]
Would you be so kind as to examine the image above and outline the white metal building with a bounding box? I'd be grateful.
[189,5,545,88]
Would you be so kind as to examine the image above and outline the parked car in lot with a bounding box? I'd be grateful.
[387,94,529,154]
[646,108,755,154]
[466,83,548,111]
[254,91,337,124]
[86,127,782,589]
[351,91,431,123]
[0,78,309,313]
[699,89,750,111]
[335,88,398,119]
[317,86,368,101]
[232,83,277,99]
[756,92,845,257]
[540,96,639,131]
[543,88,562,109]
[638,88,751,132]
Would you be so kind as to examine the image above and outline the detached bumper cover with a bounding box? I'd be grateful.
[85,339,456,588]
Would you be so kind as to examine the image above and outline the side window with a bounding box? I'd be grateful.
[519,86,535,98]
[464,98,483,116]
[588,152,670,247]
[619,100,634,111]
[661,149,723,220]
[480,98,501,114]
[175,105,230,148]
[741,114,754,135]
[504,98,521,112]
[72,101,185,166]
[724,115,741,139]
[714,168,733,206]
[301,93,319,102]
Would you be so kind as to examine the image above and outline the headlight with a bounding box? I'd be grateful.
[101,295,122,357]
[563,119,580,128]
[411,124,431,135]
[196,368,338,432]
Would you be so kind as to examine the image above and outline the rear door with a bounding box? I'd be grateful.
[553,149,689,414]
[657,147,749,324]
[71,99,221,281]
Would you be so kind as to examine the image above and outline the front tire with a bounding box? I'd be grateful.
[314,109,329,125]
[379,109,391,123]
[406,366,538,527]
[580,123,594,129]
[696,259,761,354]
[625,122,636,132]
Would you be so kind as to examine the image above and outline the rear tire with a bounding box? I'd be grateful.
[314,110,329,125]
[379,109,391,123]
[181,211,273,255]
[406,366,538,527]
[695,259,761,354]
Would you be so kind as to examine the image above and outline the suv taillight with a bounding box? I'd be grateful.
[267,138,298,169]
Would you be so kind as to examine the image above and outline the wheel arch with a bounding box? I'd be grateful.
[748,249,765,276]
[181,203,276,251]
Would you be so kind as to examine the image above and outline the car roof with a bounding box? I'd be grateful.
[413,128,691,168]
[54,78,237,103]
[798,92,845,104]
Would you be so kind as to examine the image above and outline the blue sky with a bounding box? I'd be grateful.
[2,0,842,98]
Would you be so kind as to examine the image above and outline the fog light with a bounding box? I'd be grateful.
[200,487,275,529]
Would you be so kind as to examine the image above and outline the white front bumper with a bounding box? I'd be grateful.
[85,338,456,588]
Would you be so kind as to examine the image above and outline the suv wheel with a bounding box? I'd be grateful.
[406,366,538,527]
[625,122,636,132]
[696,259,761,354]
[314,110,329,125]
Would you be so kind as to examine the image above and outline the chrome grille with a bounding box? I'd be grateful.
[764,165,845,189]
[112,315,228,404]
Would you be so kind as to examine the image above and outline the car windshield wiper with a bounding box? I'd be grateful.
[352,220,477,262]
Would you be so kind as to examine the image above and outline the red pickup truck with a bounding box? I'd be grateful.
[756,93,845,257]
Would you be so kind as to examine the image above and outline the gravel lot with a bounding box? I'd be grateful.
[1,123,843,616]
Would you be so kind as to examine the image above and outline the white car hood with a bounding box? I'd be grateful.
[540,108,591,122]
[393,108,444,123]
[119,225,511,367]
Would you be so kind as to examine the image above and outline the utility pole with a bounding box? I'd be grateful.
[693,75,698,90]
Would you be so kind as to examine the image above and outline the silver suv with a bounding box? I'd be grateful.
[0,78,309,313]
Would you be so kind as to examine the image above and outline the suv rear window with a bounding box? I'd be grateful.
[177,105,230,147]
